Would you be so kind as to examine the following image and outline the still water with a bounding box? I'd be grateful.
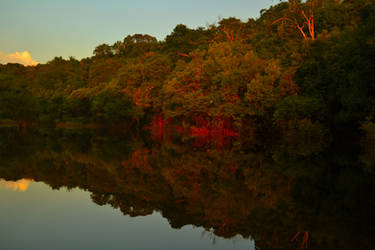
[0,180,253,250]
[0,127,374,249]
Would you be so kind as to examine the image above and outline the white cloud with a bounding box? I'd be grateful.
[0,51,38,66]
[0,179,32,192]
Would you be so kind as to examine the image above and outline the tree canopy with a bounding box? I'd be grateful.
[0,0,374,137]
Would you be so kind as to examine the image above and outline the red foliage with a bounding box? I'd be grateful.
[190,116,239,137]
[146,114,240,148]
[146,114,166,142]
[188,116,239,148]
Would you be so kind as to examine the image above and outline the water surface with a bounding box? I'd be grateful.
[0,179,253,250]
[1,127,374,249]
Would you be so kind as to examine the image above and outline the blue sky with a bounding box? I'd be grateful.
[0,0,276,63]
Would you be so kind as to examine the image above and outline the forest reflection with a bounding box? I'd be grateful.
[0,127,374,250]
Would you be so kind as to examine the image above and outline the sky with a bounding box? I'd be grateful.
[0,0,276,64]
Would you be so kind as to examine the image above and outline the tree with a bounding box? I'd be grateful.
[117,52,172,114]
[91,91,137,123]
[93,44,113,58]
[113,34,158,58]
[162,42,298,126]
[273,0,320,40]
[0,90,40,129]
[88,57,122,87]
[295,12,375,130]
[164,24,213,61]
[213,18,249,43]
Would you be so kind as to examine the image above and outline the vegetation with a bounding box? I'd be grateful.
[0,0,374,138]
[2,2,375,248]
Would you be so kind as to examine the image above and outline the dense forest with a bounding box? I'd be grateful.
[1,0,374,139]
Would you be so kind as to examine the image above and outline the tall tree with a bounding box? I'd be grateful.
[273,0,320,40]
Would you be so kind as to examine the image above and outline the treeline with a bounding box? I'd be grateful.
[0,0,374,136]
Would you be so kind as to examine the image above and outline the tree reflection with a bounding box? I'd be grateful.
[0,127,374,249]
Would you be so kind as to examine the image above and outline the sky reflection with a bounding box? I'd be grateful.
[0,179,32,192]
[0,180,254,250]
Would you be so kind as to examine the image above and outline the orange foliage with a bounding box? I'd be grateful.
[273,0,317,40]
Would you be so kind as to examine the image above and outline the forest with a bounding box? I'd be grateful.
[2,1,375,248]
[0,0,374,140]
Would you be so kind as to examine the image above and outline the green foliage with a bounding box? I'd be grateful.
[0,90,40,123]
[93,34,159,59]
[296,11,375,128]
[91,91,137,123]
[273,95,324,122]
[0,0,373,134]
[164,24,212,60]
[62,95,92,122]
[93,44,113,58]
[88,57,122,87]
[162,42,298,125]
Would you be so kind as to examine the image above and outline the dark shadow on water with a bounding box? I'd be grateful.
[0,126,374,250]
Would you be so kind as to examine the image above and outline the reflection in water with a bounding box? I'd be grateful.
[0,178,32,192]
[0,127,375,249]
